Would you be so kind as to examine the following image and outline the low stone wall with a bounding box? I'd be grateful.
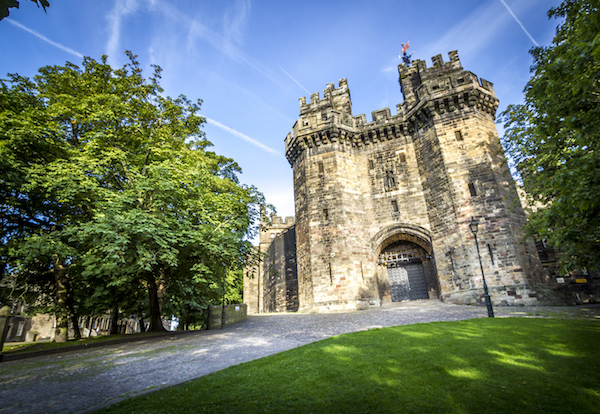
[207,304,247,329]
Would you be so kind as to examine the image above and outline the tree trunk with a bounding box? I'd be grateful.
[137,305,146,333]
[54,260,69,343]
[66,282,81,340]
[110,302,119,335]
[69,313,81,340]
[146,273,165,332]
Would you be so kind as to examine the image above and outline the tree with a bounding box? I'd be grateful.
[499,0,600,272]
[1,0,49,20]
[1,52,268,339]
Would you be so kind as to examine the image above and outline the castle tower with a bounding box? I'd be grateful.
[284,51,553,312]
[243,215,297,314]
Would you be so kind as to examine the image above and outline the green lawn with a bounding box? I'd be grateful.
[101,318,600,414]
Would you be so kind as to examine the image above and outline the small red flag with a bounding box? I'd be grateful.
[401,42,410,53]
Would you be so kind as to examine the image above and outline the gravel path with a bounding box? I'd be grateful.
[1,301,598,414]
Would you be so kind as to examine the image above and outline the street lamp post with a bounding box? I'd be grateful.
[469,217,494,318]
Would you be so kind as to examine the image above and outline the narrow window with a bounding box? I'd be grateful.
[368,159,374,170]
[399,153,406,163]
[318,161,324,174]
[455,130,463,141]
[391,200,399,212]
[468,182,477,197]
[323,208,329,221]
[487,243,494,265]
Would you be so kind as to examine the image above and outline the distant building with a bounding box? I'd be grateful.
[4,301,143,343]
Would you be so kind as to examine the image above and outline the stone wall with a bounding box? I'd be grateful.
[282,50,557,312]
[263,224,298,312]
[244,216,298,313]
[207,304,247,329]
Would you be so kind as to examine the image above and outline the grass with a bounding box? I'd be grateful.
[99,318,600,414]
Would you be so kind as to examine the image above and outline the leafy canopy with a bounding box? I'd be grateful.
[0,0,49,20]
[1,52,268,334]
[499,0,600,272]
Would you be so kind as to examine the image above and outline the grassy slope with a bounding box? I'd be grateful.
[101,318,600,414]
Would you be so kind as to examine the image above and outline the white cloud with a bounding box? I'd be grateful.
[106,0,140,65]
[498,0,539,46]
[223,0,251,45]
[277,64,310,95]
[146,2,288,92]
[419,2,510,63]
[206,117,283,158]
[6,19,83,59]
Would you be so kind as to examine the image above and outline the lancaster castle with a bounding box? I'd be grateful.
[244,50,560,313]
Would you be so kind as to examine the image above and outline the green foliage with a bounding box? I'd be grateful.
[0,52,269,336]
[224,269,244,305]
[499,0,600,272]
[100,318,600,414]
[0,0,49,20]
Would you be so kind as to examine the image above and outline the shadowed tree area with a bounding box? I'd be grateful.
[0,52,268,340]
[101,318,600,414]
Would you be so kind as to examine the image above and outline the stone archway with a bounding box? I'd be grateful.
[381,241,429,301]
[370,224,439,302]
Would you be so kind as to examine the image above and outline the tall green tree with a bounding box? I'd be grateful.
[500,0,600,272]
[1,0,49,20]
[1,52,268,338]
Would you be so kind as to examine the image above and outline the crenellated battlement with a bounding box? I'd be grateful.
[267,215,295,227]
[285,51,499,166]
[398,51,496,108]
[299,78,351,116]
[260,215,295,246]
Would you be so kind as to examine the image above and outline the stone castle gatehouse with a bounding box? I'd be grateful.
[244,51,558,313]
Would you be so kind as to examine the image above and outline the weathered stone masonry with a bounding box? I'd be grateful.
[244,216,298,313]
[247,51,557,313]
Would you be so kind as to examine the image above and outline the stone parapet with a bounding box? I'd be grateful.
[285,51,499,166]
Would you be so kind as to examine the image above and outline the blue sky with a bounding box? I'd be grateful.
[1,0,562,224]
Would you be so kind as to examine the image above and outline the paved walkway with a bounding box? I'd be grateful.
[1,301,599,414]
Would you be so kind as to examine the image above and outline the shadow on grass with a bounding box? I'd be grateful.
[100,318,600,414]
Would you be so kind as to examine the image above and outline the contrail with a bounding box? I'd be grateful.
[277,64,310,95]
[206,117,282,157]
[498,0,539,46]
[6,19,84,58]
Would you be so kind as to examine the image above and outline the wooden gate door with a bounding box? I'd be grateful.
[382,241,430,302]
[387,263,410,302]
[387,261,429,302]
[405,263,429,300]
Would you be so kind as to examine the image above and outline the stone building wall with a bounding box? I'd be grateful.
[278,50,557,312]
[243,216,298,313]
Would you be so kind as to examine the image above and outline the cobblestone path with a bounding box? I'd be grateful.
[1,301,598,414]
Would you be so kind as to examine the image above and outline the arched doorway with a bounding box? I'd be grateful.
[379,241,429,301]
